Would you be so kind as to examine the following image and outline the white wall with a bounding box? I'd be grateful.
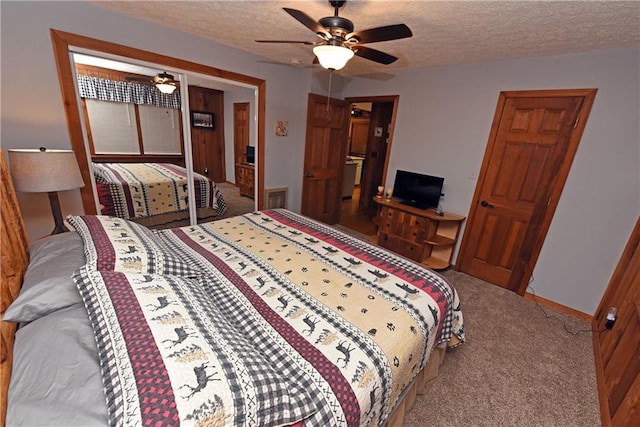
[342,48,640,315]
[1,1,311,238]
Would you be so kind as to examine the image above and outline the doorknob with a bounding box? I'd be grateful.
[481,200,494,208]
[204,167,209,175]
[304,173,314,178]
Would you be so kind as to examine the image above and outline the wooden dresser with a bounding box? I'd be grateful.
[373,197,465,270]
[235,163,255,199]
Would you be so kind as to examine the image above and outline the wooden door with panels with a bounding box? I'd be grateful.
[592,216,640,427]
[458,89,597,294]
[301,93,348,224]
[348,118,369,155]
[233,102,252,197]
[234,102,250,166]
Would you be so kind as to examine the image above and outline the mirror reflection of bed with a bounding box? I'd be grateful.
[73,53,257,229]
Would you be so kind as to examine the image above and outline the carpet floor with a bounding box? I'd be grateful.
[215,181,256,219]
[405,269,601,426]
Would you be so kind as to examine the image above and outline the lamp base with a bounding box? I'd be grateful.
[48,191,69,235]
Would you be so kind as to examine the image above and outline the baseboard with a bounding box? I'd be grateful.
[524,292,593,322]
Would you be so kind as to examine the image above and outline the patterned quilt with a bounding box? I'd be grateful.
[69,210,465,427]
[93,162,226,219]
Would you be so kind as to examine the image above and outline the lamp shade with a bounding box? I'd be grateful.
[312,45,355,70]
[8,148,84,193]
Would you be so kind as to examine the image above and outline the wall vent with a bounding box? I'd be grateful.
[265,187,288,209]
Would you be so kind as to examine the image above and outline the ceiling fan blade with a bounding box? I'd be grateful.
[255,40,315,45]
[347,24,412,44]
[353,46,398,65]
[283,8,329,38]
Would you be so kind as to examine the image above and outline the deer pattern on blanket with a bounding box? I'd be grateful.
[73,209,464,427]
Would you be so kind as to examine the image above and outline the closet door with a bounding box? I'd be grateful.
[592,216,640,427]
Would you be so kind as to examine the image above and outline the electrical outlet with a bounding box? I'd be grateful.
[605,307,617,329]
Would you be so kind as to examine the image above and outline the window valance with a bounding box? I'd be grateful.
[76,75,181,109]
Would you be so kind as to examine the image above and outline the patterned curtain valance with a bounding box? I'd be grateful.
[76,75,181,109]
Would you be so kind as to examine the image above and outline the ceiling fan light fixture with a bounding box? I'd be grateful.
[154,72,177,94]
[313,45,354,70]
[155,82,177,94]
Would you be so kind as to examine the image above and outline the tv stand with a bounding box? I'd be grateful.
[235,162,255,199]
[373,197,465,270]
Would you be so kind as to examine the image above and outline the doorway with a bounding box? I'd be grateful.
[457,89,597,294]
[338,95,399,236]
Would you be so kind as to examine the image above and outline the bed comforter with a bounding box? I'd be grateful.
[68,209,465,427]
[93,162,226,219]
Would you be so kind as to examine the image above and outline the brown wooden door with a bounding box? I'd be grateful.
[348,118,369,155]
[458,89,597,294]
[189,86,225,183]
[233,102,250,166]
[592,216,640,427]
[301,93,348,224]
[359,102,393,212]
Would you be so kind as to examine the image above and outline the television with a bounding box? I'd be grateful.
[392,169,444,210]
[245,145,255,164]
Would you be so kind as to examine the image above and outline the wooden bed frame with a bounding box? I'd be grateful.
[0,150,448,426]
[0,151,30,426]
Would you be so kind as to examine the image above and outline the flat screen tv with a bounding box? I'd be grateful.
[392,169,444,210]
[246,145,255,164]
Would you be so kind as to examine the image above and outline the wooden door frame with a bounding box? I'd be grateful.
[341,95,399,220]
[457,89,597,295]
[50,29,266,213]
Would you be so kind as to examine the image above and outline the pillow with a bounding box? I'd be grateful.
[67,215,199,277]
[7,303,108,426]
[4,232,85,323]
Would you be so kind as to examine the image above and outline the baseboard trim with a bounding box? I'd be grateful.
[524,292,593,322]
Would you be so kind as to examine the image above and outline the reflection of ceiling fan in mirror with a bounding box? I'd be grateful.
[126,72,178,94]
[255,0,412,70]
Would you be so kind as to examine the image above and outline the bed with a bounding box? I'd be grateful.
[0,152,465,427]
[93,162,227,227]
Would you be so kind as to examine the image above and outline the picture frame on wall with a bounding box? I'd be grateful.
[191,111,214,129]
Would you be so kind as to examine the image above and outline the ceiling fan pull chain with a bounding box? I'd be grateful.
[326,69,334,119]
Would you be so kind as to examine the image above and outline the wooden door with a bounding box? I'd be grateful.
[301,93,348,224]
[458,89,597,294]
[189,86,225,183]
[348,118,369,155]
[359,102,393,212]
[592,217,640,427]
[234,102,250,166]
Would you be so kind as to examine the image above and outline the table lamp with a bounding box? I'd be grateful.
[8,147,84,234]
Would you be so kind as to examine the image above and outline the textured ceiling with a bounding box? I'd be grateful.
[94,0,640,76]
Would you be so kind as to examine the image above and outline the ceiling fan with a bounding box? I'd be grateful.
[126,72,178,94]
[256,0,412,70]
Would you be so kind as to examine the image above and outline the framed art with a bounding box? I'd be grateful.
[191,111,214,129]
